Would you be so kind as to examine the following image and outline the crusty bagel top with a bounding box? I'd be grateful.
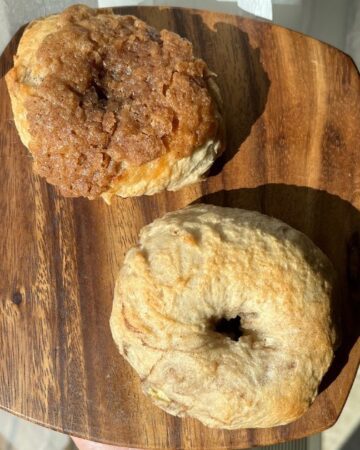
[6,5,219,198]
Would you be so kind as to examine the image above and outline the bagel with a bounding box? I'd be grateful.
[110,204,337,429]
[6,5,223,201]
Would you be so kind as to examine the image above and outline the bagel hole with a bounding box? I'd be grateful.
[93,83,108,102]
[213,315,242,341]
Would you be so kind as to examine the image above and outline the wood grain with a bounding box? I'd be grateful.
[0,6,359,449]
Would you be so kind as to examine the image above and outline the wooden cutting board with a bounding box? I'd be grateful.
[0,6,359,449]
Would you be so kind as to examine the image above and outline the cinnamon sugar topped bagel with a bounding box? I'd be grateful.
[110,204,337,429]
[6,5,223,200]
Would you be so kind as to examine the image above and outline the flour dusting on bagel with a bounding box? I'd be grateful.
[110,204,337,429]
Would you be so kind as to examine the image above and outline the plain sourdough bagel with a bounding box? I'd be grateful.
[110,204,337,429]
[6,5,223,201]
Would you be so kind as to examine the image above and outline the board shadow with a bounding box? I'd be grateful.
[193,184,360,393]
[340,424,360,450]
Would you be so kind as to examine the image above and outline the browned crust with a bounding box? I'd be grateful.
[6,5,222,198]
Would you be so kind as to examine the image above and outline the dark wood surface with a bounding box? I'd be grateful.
[0,6,359,449]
